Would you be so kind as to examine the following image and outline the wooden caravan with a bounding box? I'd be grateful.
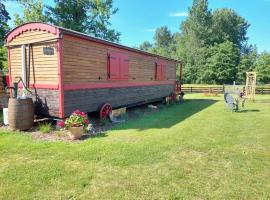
[5,22,182,118]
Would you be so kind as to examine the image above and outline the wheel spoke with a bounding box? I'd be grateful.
[100,103,112,119]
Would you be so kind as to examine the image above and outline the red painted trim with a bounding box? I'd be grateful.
[6,23,60,43]
[7,48,12,96]
[18,83,59,90]
[57,39,65,118]
[64,81,175,91]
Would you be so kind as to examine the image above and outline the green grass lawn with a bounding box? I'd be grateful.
[0,94,270,199]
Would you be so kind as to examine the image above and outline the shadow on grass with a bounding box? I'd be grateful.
[80,132,108,140]
[236,109,260,113]
[112,99,218,131]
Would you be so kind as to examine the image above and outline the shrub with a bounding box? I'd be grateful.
[38,122,53,134]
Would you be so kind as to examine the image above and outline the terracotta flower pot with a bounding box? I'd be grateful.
[69,126,84,140]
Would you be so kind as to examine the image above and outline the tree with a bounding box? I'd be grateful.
[153,26,172,48]
[0,0,10,45]
[212,9,249,50]
[14,0,48,26]
[180,0,212,83]
[237,45,257,83]
[181,0,212,47]
[138,41,152,51]
[0,0,10,70]
[255,52,270,84]
[47,0,120,42]
[202,41,240,84]
[151,27,178,57]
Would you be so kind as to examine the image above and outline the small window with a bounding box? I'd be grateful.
[43,47,54,55]
[155,61,166,80]
[108,52,129,80]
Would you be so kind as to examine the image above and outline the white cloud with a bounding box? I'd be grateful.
[168,11,188,17]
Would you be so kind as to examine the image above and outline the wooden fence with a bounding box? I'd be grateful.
[182,86,270,94]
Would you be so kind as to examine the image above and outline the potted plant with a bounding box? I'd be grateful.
[64,110,90,139]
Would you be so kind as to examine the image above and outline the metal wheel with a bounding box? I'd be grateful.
[170,93,177,101]
[100,103,112,119]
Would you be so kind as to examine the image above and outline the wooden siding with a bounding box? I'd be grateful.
[62,35,177,84]
[8,29,58,46]
[31,89,59,117]
[64,84,174,116]
[9,42,59,85]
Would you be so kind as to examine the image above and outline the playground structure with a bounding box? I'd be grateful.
[245,72,256,101]
[224,72,257,111]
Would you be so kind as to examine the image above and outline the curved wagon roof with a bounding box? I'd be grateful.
[5,22,181,63]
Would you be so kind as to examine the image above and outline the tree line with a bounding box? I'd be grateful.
[139,0,270,85]
[1,0,270,84]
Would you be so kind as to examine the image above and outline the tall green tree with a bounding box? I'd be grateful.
[181,0,212,47]
[212,9,249,50]
[255,52,270,84]
[0,0,10,44]
[150,26,174,57]
[14,0,48,26]
[0,0,10,70]
[153,26,172,48]
[47,0,120,42]
[138,41,152,51]
[180,0,212,83]
[202,41,240,84]
[237,45,257,83]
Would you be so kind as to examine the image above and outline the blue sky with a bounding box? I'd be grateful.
[4,0,270,52]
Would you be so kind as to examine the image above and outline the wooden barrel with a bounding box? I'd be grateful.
[8,98,34,131]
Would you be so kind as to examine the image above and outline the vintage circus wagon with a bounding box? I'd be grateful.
[5,22,182,118]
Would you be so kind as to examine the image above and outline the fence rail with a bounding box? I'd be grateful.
[182,86,270,94]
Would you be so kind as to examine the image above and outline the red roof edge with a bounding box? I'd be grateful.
[6,22,60,43]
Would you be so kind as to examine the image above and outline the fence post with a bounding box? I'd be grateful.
[223,85,225,93]
[190,87,192,93]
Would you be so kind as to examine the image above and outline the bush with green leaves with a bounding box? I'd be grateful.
[38,122,53,134]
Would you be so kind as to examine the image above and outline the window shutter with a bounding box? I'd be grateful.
[161,63,166,80]
[155,62,162,80]
[120,55,129,80]
[108,52,120,80]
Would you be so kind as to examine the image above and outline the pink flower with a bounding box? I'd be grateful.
[57,120,65,128]
[73,109,81,115]
[73,110,87,117]
[80,112,87,117]
[84,119,90,124]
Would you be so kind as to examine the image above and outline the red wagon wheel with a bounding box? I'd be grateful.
[100,103,112,119]
[170,93,177,101]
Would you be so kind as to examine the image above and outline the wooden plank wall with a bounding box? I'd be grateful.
[7,30,59,85]
[62,35,177,84]
[8,30,57,46]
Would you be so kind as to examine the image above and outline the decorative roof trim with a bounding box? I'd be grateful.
[6,22,60,43]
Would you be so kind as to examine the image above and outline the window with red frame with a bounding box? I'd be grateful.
[108,52,129,80]
[155,61,166,80]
